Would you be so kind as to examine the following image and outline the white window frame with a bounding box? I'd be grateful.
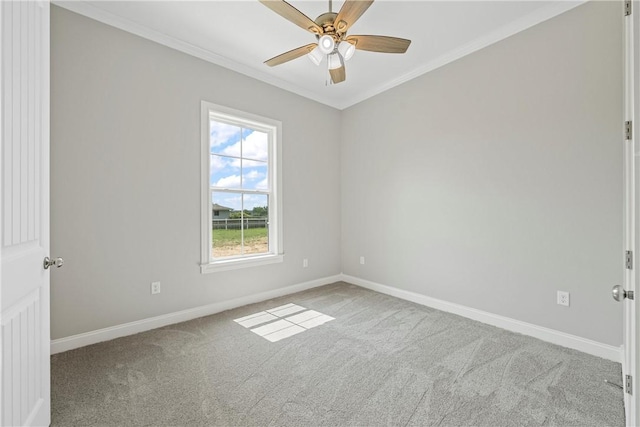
[200,101,283,273]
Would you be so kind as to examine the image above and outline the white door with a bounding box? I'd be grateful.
[624,1,639,425]
[0,1,51,426]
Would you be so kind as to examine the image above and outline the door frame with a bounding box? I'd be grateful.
[626,1,638,425]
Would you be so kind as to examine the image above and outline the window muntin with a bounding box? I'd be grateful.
[201,102,282,273]
[210,124,269,192]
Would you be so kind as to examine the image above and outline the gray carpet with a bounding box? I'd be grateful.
[51,282,624,426]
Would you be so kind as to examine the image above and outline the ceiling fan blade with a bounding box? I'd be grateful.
[334,0,374,34]
[329,66,346,84]
[345,35,411,53]
[259,0,323,34]
[265,43,317,67]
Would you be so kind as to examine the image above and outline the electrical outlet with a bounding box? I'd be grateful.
[151,281,161,295]
[557,290,569,307]
[303,258,308,268]
[360,256,365,265]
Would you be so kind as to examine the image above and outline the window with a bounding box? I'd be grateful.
[201,101,283,273]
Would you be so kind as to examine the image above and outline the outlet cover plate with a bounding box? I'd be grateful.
[151,281,161,295]
[557,290,569,306]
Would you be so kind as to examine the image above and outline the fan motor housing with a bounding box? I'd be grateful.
[315,12,338,35]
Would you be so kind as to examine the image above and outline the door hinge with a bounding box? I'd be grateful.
[626,250,633,269]
[626,121,633,140]
[626,375,633,394]
[626,0,632,16]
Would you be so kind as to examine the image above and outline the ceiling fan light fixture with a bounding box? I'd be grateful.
[307,45,323,66]
[260,0,412,85]
[337,41,355,61]
[318,34,335,54]
[328,52,343,70]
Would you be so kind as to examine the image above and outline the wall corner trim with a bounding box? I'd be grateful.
[50,274,342,354]
[341,274,622,363]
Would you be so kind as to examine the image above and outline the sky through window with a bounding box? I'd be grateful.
[210,121,269,211]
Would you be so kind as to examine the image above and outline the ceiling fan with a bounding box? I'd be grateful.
[260,0,411,84]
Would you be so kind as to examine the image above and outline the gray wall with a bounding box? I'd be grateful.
[341,1,623,346]
[52,2,624,347]
[50,6,342,340]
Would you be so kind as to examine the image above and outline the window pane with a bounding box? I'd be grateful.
[212,192,242,258]
[210,121,241,155]
[210,154,242,189]
[242,160,268,191]
[242,129,268,162]
[243,194,269,255]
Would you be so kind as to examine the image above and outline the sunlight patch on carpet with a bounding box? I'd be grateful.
[234,303,334,342]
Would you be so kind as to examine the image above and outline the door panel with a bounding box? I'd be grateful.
[2,289,44,426]
[1,0,51,426]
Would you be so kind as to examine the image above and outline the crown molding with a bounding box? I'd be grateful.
[52,0,339,109]
[54,1,586,111]
[336,0,586,109]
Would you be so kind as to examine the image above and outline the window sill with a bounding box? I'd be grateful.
[200,254,284,274]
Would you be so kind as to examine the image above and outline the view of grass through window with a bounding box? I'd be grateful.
[211,204,269,258]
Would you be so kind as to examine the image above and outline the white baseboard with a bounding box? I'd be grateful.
[51,274,342,354]
[342,274,622,363]
[52,273,622,363]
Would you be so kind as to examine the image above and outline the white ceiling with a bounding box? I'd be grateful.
[55,0,584,110]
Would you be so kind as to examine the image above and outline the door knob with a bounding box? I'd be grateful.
[612,285,634,301]
[43,256,64,270]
